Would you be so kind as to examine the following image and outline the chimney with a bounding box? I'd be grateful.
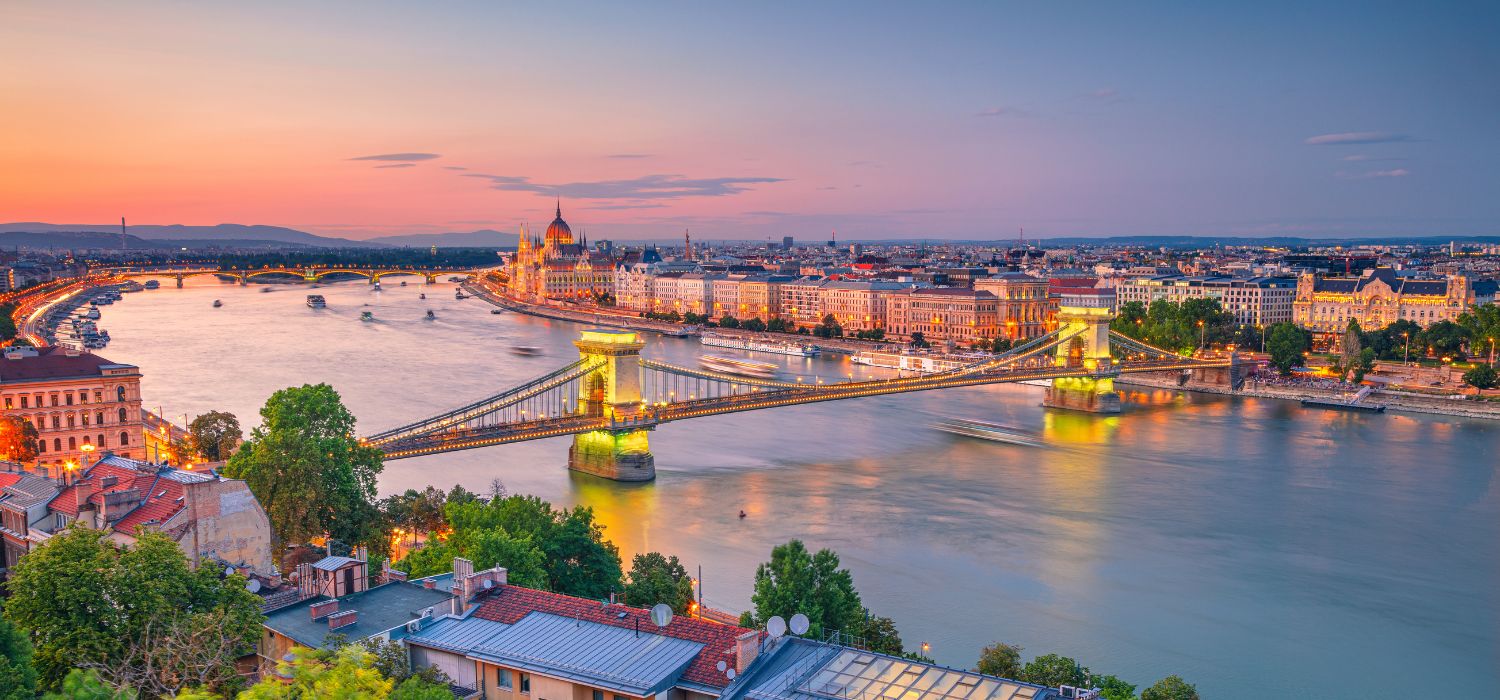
[457,566,508,611]
[328,610,358,630]
[423,578,436,589]
[309,599,339,620]
[74,480,96,511]
[735,631,760,673]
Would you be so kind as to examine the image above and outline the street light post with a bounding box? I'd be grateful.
[1402,332,1411,366]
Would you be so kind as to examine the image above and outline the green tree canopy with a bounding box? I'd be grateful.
[395,494,621,598]
[4,526,263,693]
[0,617,37,700]
[0,414,39,463]
[222,384,384,555]
[621,552,696,614]
[741,540,863,640]
[39,669,136,700]
[975,642,1023,680]
[1463,364,1498,390]
[1266,322,1310,375]
[854,612,904,657]
[1420,320,1470,359]
[187,411,243,462]
[1140,675,1200,700]
[1018,654,1089,689]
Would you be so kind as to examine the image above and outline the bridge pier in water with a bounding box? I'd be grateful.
[1043,289,1122,414]
[567,329,656,482]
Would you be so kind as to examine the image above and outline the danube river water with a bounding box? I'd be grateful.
[98,279,1497,699]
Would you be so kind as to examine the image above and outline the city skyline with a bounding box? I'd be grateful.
[3,1,1497,240]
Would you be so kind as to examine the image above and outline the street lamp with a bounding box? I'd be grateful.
[1197,319,1206,351]
[1402,332,1411,366]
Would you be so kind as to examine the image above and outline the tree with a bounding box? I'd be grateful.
[240,646,390,699]
[1463,364,1498,390]
[4,526,263,693]
[975,642,1023,679]
[1141,675,1200,700]
[741,540,862,640]
[622,552,696,614]
[1352,347,1376,384]
[0,617,37,700]
[717,315,740,329]
[909,332,930,349]
[187,411,242,461]
[1266,322,1310,376]
[0,415,39,462]
[1019,654,1088,689]
[742,318,767,333]
[222,384,385,556]
[40,669,136,700]
[854,612,904,656]
[1420,320,1470,359]
[815,314,843,339]
[1094,675,1137,700]
[1338,319,1364,380]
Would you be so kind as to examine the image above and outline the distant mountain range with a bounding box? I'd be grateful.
[367,229,517,247]
[0,230,321,250]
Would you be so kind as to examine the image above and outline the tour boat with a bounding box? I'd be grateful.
[490,308,504,314]
[932,418,1046,447]
[360,311,374,322]
[143,279,161,290]
[454,290,469,300]
[426,310,436,320]
[373,280,382,291]
[85,308,101,320]
[306,295,327,308]
[701,333,819,357]
[510,345,543,357]
[212,299,223,308]
[699,354,777,379]
[400,281,408,287]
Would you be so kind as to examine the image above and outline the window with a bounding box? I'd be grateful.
[118,408,127,423]
[51,416,60,429]
[96,411,104,424]
[519,673,529,694]
[97,434,105,447]
[50,394,58,407]
[94,390,102,402]
[116,386,126,402]
[67,415,75,428]
[2,397,9,409]
[65,394,73,406]
[67,436,75,450]
[37,440,44,454]
[119,431,129,446]
[53,439,61,452]
[79,391,88,404]
[497,669,512,689]
[594,692,604,700]
[18,396,26,409]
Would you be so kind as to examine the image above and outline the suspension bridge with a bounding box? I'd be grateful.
[365,292,1236,481]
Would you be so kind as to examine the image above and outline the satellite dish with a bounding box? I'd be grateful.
[650,603,674,628]
[224,566,236,577]
[766,615,787,638]
[789,613,810,636]
[246,579,262,593]
[726,668,736,680]
[716,661,727,673]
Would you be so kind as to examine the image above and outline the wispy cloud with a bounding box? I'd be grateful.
[606,154,652,159]
[584,203,668,210]
[976,107,1013,117]
[1337,168,1411,179]
[374,163,416,169]
[349,152,441,161]
[1091,88,1119,99]
[1305,132,1415,146]
[1341,154,1407,162]
[443,166,468,171]
[466,173,786,200]
[817,186,839,191]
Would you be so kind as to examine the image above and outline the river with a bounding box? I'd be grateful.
[95,278,1498,699]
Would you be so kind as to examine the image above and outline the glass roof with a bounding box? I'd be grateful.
[799,650,1044,700]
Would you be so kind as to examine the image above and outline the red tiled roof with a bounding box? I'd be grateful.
[0,347,135,383]
[473,585,758,689]
[0,473,21,490]
[48,460,186,532]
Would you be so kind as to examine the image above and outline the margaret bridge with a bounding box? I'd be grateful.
[365,292,1238,481]
[96,265,478,287]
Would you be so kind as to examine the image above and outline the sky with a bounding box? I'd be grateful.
[2,1,1497,241]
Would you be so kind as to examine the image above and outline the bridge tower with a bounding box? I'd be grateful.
[568,329,655,481]
[1043,289,1122,413]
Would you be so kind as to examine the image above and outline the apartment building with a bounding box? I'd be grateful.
[885,288,1000,345]
[1116,275,1297,326]
[974,273,1051,339]
[816,280,911,332]
[0,346,146,478]
[1293,268,1476,338]
[778,278,826,327]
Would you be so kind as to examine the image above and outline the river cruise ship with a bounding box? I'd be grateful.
[851,349,984,374]
[701,333,819,357]
[699,354,778,378]
[306,294,327,308]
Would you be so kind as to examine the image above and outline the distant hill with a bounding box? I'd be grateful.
[0,230,318,250]
[366,229,515,247]
[0,222,379,248]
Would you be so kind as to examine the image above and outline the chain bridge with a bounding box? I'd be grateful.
[366,292,1234,481]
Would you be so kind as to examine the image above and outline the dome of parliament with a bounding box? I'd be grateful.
[544,201,573,245]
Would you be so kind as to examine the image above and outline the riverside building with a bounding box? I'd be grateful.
[0,346,146,478]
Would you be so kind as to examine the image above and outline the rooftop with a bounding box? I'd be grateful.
[0,346,138,383]
[470,612,704,697]
[262,580,455,648]
[722,639,1060,700]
